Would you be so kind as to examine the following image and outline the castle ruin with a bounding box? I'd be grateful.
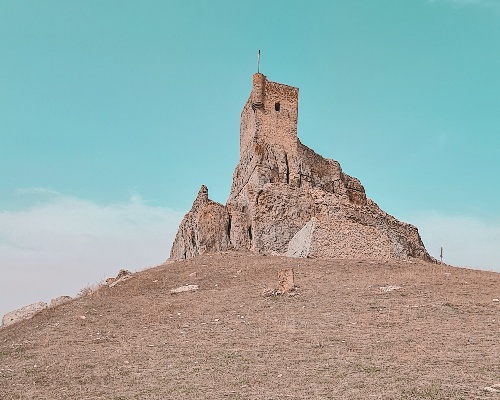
[169,73,432,262]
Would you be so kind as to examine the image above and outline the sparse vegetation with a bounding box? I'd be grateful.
[1,252,499,399]
[400,384,467,400]
[77,281,102,298]
[356,364,381,374]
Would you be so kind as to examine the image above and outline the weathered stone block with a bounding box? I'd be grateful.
[277,269,295,293]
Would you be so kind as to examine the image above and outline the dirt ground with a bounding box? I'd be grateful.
[1,252,499,399]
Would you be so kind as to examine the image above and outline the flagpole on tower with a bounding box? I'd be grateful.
[257,50,260,73]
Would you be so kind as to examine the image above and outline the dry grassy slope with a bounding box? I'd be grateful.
[1,252,499,400]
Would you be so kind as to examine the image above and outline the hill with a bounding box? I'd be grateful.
[1,252,499,399]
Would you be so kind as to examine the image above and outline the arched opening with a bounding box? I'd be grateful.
[275,102,280,112]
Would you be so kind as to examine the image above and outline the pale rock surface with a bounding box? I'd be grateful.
[484,384,500,393]
[170,73,432,263]
[49,296,72,308]
[380,285,402,293]
[2,301,47,327]
[108,274,134,288]
[106,268,134,288]
[286,218,316,258]
[170,285,199,294]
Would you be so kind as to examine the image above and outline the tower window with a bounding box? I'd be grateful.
[275,102,280,112]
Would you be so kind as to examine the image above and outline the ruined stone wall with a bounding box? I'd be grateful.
[295,141,367,205]
[169,73,433,263]
[297,141,344,193]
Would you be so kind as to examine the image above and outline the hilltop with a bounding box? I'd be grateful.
[1,252,499,399]
[1,73,497,399]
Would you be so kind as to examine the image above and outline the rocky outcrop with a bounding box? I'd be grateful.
[170,73,432,263]
[2,295,74,328]
[170,185,231,261]
[49,296,72,308]
[105,269,134,288]
[2,302,48,327]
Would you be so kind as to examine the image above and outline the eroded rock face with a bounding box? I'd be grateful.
[170,73,432,262]
[170,185,231,261]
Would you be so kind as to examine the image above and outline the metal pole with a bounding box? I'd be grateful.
[258,50,260,73]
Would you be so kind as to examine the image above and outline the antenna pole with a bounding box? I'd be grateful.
[440,247,443,263]
[257,50,260,73]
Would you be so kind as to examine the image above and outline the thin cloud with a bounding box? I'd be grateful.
[411,211,500,272]
[448,0,483,4]
[428,0,500,11]
[429,0,482,5]
[0,191,185,319]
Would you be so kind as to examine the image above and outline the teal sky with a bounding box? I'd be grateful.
[1,0,499,317]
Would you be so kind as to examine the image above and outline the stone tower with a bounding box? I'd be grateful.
[241,73,299,162]
[169,73,432,263]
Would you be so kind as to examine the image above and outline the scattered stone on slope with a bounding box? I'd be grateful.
[116,269,131,279]
[278,268,296,293]
[170,285,199,294]
[108,274,134,288]
[2,302,47,327]
[263,268,297,296]
[106,269,134,288]
[379,285,402,293]
[483,384,500,393]
[49,296,72,308]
